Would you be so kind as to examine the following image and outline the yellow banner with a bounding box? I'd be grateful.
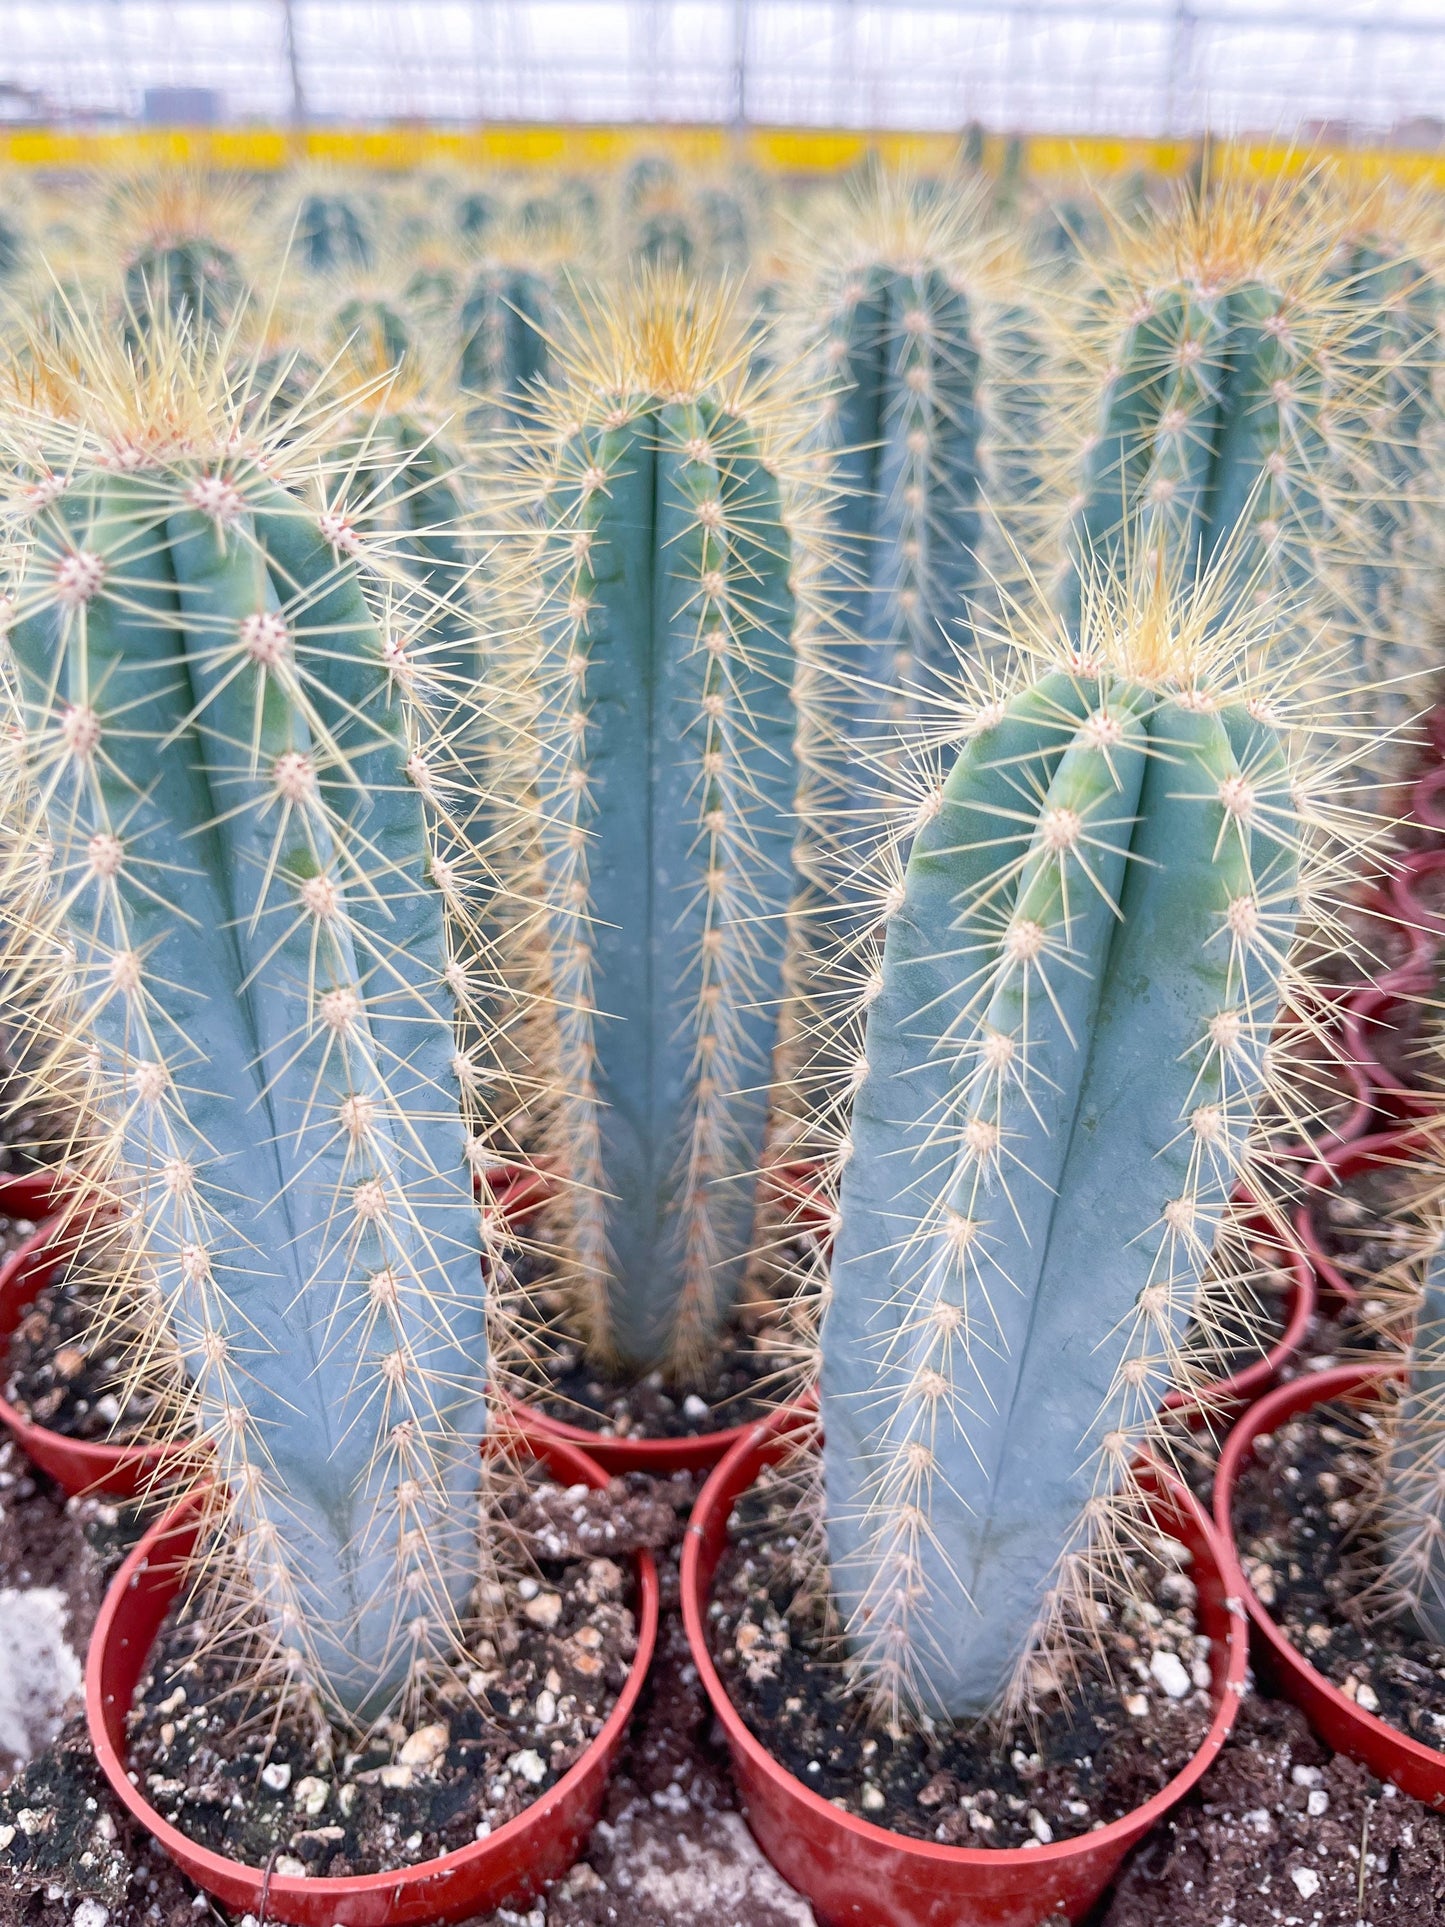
[0,123,1439,185]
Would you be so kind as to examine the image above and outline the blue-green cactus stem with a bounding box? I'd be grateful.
[296,192,374,273]
[7,459,484,1722]
[817,258,1027,748]
[457,266,554,423]
[123,238,245,336]
[821,668,1301,1720]
[532,393,800,1377]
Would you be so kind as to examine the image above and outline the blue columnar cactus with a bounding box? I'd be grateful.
[795,174,1045,750]
[295,188,374,274]
[457,261,555,426]
[1045,177,1432,743]
[506,277,825,1379]
[0,318,502,1723]
[818,571,1339,1724]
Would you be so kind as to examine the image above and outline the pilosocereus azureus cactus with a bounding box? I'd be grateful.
[294,186,375,273]
[109,175,255,339]
[500,274,834,1381]
[791,172,1045,751]
[1045,174,1433,760]
[457,255,556,429]
[0,312,511,1723]
[815,566,1371,1725]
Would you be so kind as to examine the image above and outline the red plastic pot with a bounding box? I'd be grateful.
[681,1411,1248,1927]
[1391,846,1445,946]
[87,1429,659,1927]
[1213,1362,1445,1806]
[0,1212,191,1499]
[481,1158,558,1224]
[1342,986,1436,1124]
[505,1161,829,1477]
[0,1167,70,1222]
[1412,763,1445,835]
[1295,1122,1438,1306]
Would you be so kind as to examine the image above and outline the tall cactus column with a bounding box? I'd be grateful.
[1045,176,1432,761]
[817,575,1333,1726]
[0,331,500,1723]
[793,177,1042,746]
[511,281,817,1382]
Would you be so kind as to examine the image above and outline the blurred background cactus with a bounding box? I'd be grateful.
[786,169,1046,766]
[1043,176,1439,797]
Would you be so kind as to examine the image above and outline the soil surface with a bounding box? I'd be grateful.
[5,1263,167,1445]
[710,1465,1215,1850]
[121,1468,662,1879]
[502,1251,803,1444]
[1101,1691,1445,1926]
[1305,1163,1418,1302]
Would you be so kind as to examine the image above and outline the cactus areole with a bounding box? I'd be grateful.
[821,587,1310,1725]
[0,335,495,1723]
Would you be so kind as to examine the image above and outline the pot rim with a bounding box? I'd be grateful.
[680,1407,1248,1872]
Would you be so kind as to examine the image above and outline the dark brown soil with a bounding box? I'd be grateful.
[1101,1691,1445,1926]
[0,1058,67,1179]
[710,1466,1215,1851]
[5,1262,166,1444]
[1233,1398,1445,1748]
[1305,1163,1417,1301]
[504,1251,801,1443]
[122,1468,667,1878]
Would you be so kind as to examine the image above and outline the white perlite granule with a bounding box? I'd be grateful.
[0,1588,83,1764]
